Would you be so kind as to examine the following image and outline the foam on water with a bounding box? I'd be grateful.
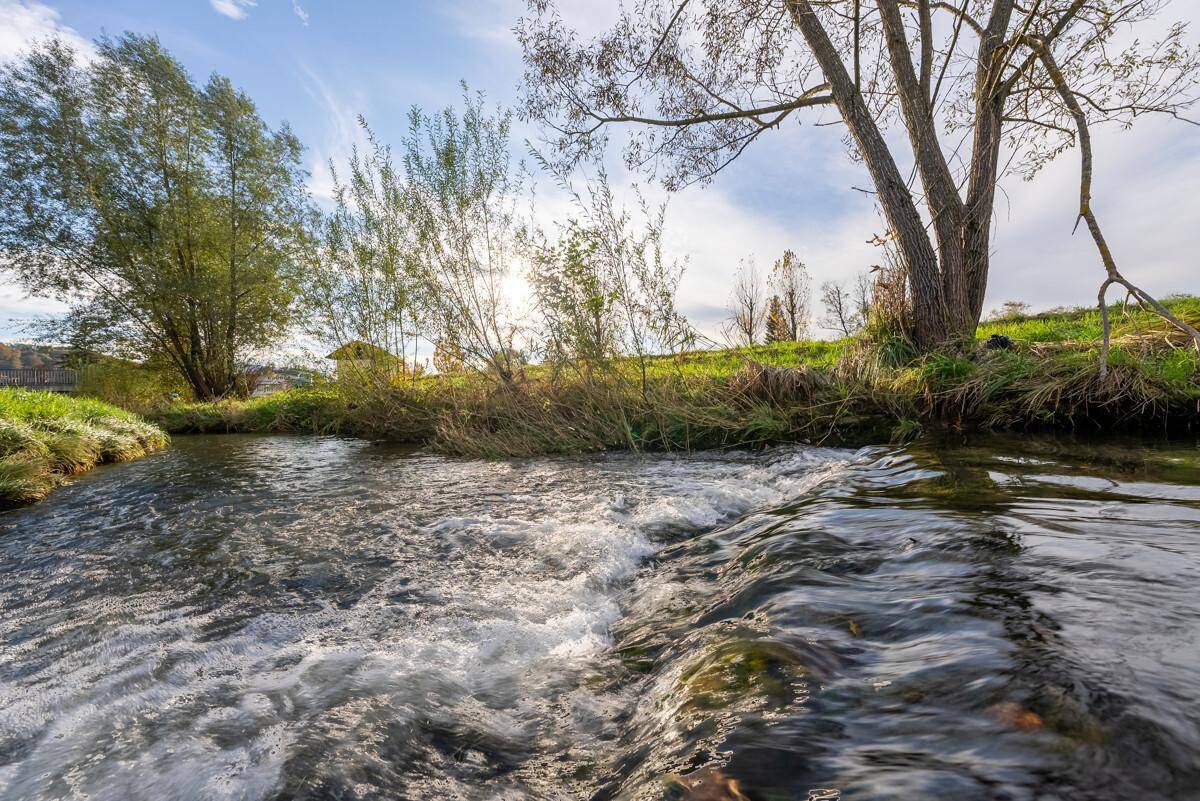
[0,438,856,800]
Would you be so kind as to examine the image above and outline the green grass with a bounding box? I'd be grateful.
[976,295,1200,344]
[154,385,435,441]
[0,389,168,508]
[642,340,847,377]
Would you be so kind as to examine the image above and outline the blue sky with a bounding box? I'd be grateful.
[1,0,1198,345]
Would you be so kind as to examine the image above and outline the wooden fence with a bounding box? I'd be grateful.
[0,368,79,393]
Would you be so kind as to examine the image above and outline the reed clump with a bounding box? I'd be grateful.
[0,389,168,508]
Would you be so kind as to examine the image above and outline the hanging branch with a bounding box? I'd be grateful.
[1024,35,1200,377]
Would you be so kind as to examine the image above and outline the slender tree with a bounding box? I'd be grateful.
[771,250,812,340]
[304,123,426,383]
[532,222,616,367]
[726,258,767,345]
[820,280,863,336]
[0,34,310,399]
[518,0,1200,351]
[402,91,525,384]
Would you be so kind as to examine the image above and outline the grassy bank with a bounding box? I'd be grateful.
[149,297,1200,456]
[0,390,168,508]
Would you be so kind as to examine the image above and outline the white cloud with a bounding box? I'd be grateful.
[0,0,93,62]
[442,0,621,47]
[292,0,309,26]
[983,115,1200,314]
[209,0,255,21]
[661,184,880,341]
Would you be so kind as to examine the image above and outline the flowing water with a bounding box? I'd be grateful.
[1,434,1199,801]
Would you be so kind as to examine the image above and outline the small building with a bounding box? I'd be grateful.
[325,341,399,380]
[246,365,316,397]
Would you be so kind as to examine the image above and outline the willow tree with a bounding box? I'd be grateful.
[0,34,310,399]
[518,0,1200,352]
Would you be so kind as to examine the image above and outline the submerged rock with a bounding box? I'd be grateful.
[662,767,750,800]
[675,639,810,715]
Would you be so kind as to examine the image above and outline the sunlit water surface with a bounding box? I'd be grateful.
[1,434,1199,800]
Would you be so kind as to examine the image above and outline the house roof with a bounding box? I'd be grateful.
[325,341,395,361]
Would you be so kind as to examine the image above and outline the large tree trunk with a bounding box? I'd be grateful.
[788,0,952,349]
[877,1,972,339]
[963,0,1016,326]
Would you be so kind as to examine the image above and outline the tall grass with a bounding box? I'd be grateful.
[0,389,168,508]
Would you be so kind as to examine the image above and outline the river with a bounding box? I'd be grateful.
[1,434,1198,800]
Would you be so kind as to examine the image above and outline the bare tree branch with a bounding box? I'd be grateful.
[575,90,833,133]
[1023,33,1200,374]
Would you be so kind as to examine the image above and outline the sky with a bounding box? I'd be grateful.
[0,0,1198,347]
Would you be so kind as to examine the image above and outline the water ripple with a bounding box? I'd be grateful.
[1,434,1198,800]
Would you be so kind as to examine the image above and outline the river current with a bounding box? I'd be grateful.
[1,434,1198,800]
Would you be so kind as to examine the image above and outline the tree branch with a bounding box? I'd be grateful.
[919,0,934,108]
[575,89,833,132]
[900,0,986,35]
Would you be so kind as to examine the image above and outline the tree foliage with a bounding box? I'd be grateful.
[533,222,616,366]
[403,92,526,384]
[0,34,311,399]
[304,123,425,383]
[531,171,693,389]
[304,91,529,385]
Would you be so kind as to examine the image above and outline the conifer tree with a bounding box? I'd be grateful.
[765,296,791,343]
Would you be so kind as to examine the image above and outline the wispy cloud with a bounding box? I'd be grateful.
[441,0,620,46]
[292,0,309,26]
[298,65,371,203]
[209,0,256,21]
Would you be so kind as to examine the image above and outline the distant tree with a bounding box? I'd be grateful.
[770,250,811,340]
[0,34,311,400]
[0,343,58,370]
[820,273,873,337]
[852,271,874,325]
[988,300,1032,320]
[726,259,766,345]
[765,296,791,343]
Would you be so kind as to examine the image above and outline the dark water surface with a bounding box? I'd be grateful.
[2,434,1199,801]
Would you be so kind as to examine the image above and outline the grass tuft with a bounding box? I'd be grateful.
[0,389,168,509]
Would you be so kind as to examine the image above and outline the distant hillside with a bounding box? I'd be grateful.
[0,343,65,369]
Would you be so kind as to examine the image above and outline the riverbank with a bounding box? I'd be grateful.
[149,298,1200,456]
[0,390,168,508]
